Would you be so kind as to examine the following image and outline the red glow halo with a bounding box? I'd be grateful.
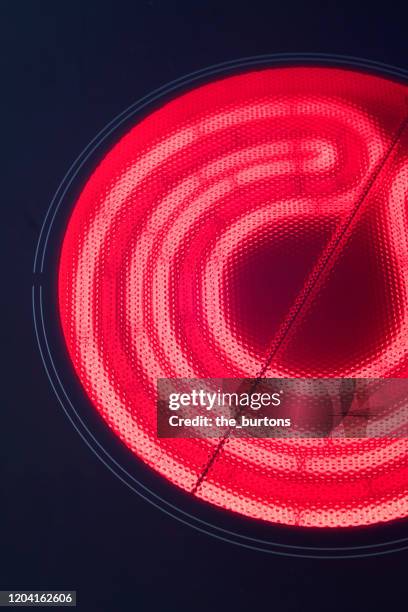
[58,66,408,528]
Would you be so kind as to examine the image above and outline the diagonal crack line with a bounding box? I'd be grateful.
[191,113,408,496]
[259,113,408,374]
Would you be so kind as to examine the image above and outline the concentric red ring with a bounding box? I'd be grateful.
[58,66,408,527]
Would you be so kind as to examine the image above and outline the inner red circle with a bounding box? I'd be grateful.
[58,66,408,527]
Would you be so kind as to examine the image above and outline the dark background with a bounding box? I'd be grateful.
[2,1,408,610]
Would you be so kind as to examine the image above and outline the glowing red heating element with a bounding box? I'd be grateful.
[58,67,408,527]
